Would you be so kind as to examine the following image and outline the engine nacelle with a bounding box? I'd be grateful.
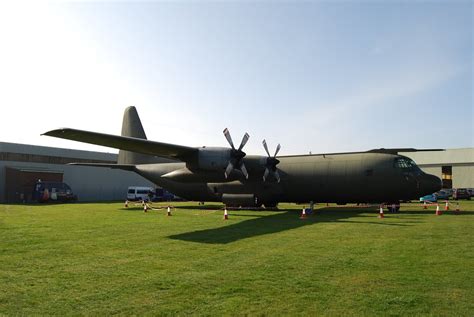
[190,147,232,171]
[222,193,259,207]
[186,148,269,181]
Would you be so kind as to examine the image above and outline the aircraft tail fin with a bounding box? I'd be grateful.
[118,106,161,165]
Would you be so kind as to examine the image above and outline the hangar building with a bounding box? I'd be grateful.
[402,148,473,189]
[0,141,156,203]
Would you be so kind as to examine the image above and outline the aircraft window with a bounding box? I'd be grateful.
[394,158,419,170]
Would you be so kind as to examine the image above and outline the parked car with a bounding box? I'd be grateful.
[127,186,155,201]
[453,188,471,200]
[442,188,454,197]
[434,190,450,200]
[468,188,474,197]
[420,194,437,203]
[154,187,176,201]
[33,181,77,203]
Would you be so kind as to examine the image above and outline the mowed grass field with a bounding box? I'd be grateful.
[1,201,473,316]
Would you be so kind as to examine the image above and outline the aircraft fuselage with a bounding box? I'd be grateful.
[134,152,441,206]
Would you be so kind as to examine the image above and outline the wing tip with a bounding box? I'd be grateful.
[41,128,70,136]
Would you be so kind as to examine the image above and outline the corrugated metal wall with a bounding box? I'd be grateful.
[419,166,442,179]
[1,161,154,202]
[0,142,167,203]
[453,166,474,188]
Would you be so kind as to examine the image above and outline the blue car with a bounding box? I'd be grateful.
[435,190,450,200]
[420,194,437,203]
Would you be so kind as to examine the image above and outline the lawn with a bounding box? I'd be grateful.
[1,201,473,316]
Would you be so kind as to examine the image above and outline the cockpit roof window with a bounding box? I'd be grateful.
[394,157,418,169]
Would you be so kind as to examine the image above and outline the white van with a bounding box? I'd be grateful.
[127,186,154,201]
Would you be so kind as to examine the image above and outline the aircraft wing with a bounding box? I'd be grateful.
[280,148,444,158]
[42,128,198,160]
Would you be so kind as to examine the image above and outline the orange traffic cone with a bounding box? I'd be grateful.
[143,203,148,213]
[223,208,229,220]
[423,201,427,209]
[124,200,128,208]
[378,205,384,218]
[444,200,449,211]
[300,208,307,219]
[435,204,441,216]
[167,206,172,216]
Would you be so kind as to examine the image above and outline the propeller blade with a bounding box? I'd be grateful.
[240,162,249,179]
[274,144,281,157]
[262,139,271,157]
[224,161,234,179]
[263,168,269,181]
[274,170,281,183]
[238,133,250,151]
[223,128,235,150]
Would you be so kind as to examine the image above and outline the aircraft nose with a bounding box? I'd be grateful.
[419,173,442,195]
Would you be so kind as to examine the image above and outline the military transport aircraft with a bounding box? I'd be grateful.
[43,106,441,210]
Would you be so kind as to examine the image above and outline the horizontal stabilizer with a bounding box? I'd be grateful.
[68,163,136,171]
[43,128,197,161]
[368,148,445,154]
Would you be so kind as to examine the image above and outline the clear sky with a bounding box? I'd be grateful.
[0,1,472,156]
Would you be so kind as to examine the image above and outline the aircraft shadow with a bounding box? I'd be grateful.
[168,208,406,244]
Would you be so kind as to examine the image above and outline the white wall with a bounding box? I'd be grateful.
[453,166,474,188]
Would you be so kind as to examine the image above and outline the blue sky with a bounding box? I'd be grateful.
[0,1,472,156]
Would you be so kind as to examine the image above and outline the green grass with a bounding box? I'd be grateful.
[1,201,473,316]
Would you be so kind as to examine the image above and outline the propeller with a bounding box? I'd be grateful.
[262,140,281,182]
[223,128,250,179]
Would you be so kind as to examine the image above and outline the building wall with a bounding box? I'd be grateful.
[0,161,154,202]
[0,142,157,203]
[452,166,474,188]
[402,148,474,189]
[418,166,441,179]
[402,148,474,165]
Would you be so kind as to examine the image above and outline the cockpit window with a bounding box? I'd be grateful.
[394,157,418,170]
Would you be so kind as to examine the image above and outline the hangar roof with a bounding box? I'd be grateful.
[0,141,116,161]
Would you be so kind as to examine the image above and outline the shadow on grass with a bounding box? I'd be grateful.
[174,204,225,211]
[168,207,409,244]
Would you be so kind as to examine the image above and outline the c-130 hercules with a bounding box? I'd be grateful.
[43,106,441,210]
